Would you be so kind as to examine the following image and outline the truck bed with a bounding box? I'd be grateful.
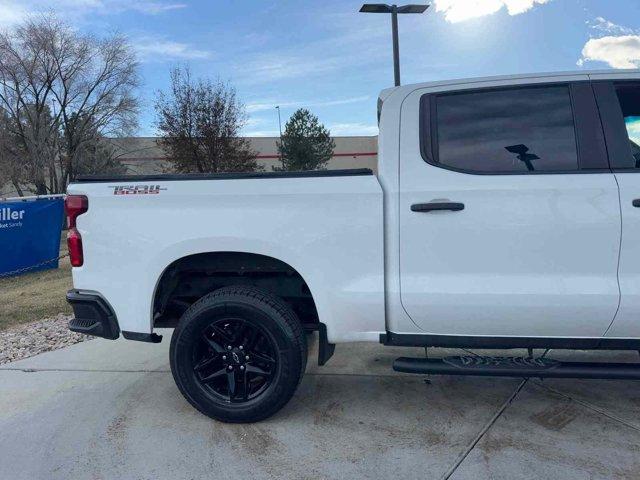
[67,168,385,343]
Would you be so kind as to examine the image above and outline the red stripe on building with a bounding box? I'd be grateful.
[254,151,378,160]
[120,152,378,162]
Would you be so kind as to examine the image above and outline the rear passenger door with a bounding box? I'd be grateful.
[399,79,621,338]
[593,79,640,338]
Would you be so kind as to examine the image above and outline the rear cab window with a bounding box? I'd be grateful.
[420,82,608,174]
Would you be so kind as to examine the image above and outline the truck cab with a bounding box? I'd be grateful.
[380,69,640,348]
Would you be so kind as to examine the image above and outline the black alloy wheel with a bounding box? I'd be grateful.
[192,317,279,403]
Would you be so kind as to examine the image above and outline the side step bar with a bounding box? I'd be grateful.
[393,356,640,380]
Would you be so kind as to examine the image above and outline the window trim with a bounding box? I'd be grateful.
[419,81,610,175]
[592,80,640,173]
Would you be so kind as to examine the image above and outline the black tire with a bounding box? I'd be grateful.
[169,285,307,423]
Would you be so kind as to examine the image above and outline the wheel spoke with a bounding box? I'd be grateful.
[227,371,237,398]
[232,319,248,344]
[246,364,273,378]
[193,355,217,372]
[242,369,249,401]
[249,351,276,366]
[200,367,227,384]
[203,332,226,354]
[210,325,233,344]
[244,326,260,350]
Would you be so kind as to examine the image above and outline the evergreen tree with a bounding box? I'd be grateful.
[276,109,335,171]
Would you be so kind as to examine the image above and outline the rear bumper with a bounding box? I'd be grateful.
[66,290,120,340]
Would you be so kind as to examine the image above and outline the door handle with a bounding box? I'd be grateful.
[633,199,640,208]
[411,202,465,212]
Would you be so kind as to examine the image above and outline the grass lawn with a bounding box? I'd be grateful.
[0,233,72,331]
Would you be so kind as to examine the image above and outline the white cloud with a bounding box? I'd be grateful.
[246,96,370,113]
[246,101,295,113]
[57,0,102,7]
[588,16,635,36]
[242,129,280,137]
[434,0,550,23]
[328,123,378,136]
[236,53,351,83]
[578,35,640,69]
[54,0,187,12]
[0,0,27,27]
[0,0,186,23]
[234,28,387,85]
[243,117,264,128]
[135,37,211,61]
[126,1,186,14]
[231,13,391,87]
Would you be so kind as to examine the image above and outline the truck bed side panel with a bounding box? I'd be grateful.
[67,174,385,343]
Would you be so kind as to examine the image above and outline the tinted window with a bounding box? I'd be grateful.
[615,85,640,169]
[433,86,579,173]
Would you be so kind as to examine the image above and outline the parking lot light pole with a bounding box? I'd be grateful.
[275,106,284,169]
[359,4,429,86]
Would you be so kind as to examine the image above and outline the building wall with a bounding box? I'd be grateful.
[114,136,379,174]
[0,136,379,197]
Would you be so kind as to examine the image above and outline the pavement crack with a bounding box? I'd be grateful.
[440,349,554,479]
[534,381,640,434]
[440,378,529,480]
[0,367,415,378]
[442,378,529,480]
[0,367,170,373]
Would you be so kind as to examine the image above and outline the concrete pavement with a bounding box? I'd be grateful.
[1,332,640,479]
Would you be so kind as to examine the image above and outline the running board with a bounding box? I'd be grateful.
[393,356,640,380]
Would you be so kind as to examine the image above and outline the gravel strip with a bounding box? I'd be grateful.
[0,314,92,365]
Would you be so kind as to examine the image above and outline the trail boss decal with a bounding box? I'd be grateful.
[109,185,167,196]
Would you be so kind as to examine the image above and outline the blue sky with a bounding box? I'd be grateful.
[3,0,640,136]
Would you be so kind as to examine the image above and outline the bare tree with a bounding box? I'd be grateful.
[66,116,126,177]
[155,66,259,173]
[0,14,139,194]
[0,108,25,196]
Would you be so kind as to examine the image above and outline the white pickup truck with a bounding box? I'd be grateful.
[66,70,640,422]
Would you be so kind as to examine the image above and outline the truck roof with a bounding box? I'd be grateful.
[379,69,640,100]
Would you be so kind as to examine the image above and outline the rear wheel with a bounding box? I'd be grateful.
[169,286,307,423]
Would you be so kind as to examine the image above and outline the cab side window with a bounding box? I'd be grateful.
[614,85,640,169]
[429,85,579,174]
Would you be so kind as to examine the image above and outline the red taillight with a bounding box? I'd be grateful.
[65,195,88,228]
[65,195,88,267]
[67,228,84,267]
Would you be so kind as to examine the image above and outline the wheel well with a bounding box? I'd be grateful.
[152,252,319,329]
